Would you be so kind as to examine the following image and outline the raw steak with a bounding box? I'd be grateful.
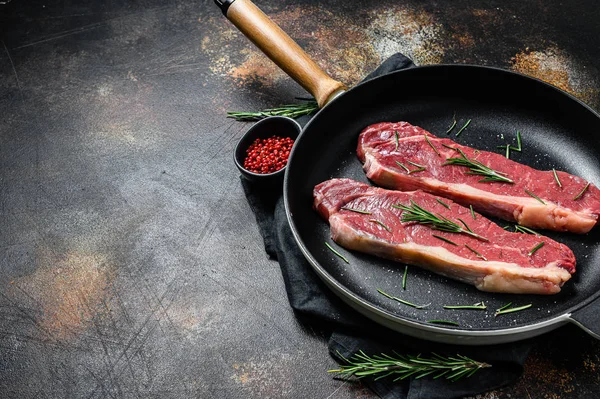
[314,178,576,295]
[357,122,600,233]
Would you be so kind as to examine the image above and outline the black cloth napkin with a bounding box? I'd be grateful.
[241,53,532,399]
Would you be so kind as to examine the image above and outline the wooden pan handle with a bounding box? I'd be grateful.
[216,0,347,108]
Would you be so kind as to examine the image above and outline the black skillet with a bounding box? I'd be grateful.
[215,0,600,344]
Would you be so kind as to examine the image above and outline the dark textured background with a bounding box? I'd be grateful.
[1,0,599,397]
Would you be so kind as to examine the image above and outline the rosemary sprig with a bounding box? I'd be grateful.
[495,304,532,317]
[436,198,450,209]
[402,266,408,290]
[443,147,514,184]
[552,169,562,188]
[428,320,460,326]
[573,182,590,201]
[395,131,399,151]
[392,200,489,241]
[470,205,476,220]
[432,234,458,246]
[424,135,440,156]
[464,244,487,261]
[528,242,545,256]
[325,242,349,264]
[329,351,490,382]
[227,99,318,121]
[377,289,430,309]
[341,206,372,215]
[524,189,546,204]
[514,225,539,235]
[443,302,487,310]
[455,119,471,137]
[370,219,392,233]
[395,161,410,173]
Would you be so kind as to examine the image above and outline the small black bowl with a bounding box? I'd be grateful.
[234,116,302,186]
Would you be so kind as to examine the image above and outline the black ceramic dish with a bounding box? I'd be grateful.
[234,116,301,186]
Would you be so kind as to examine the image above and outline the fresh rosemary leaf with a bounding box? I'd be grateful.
[552,168,562,188]
[514,225,538,235]
[325,242,349,263]
[495,303,532,317]
[402,266,408,290]
[424,135,440,156]
[227,99,318,121]
[392,200,488,241]
[341,206,372,215]
[513,131,522,151]
[464,244,487,261]
[428,320,459,326]
[432,234,458,246]
[329,350,490,382]
[408,167,426,175]
[407,160,426,169]
[524,189,546,204]
[505,144,510,159]
[470,205,476,220]
[370,219,392,233]
[436,198,450,209]
[377,289,430,309]
[528,242,545,256]
[443,302,487,310]
[455,119,471,137]
[395,161,410,173]
[573,182,590,201]
[446,119,457,134]
[443,147,514,184]
[497,302,512,312]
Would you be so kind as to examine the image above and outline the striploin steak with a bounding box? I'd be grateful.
[357,122,600,233]
[314,178,576,295]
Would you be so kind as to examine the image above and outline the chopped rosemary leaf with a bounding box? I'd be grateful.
[528,242,545,256]
[443,302,487,310]
[446,119,457,134]
[407,160,426,169]
[497,302,512,312]
[395,161,410,173]
[552,168,562,188]
[402,266,408,290]
[505,144,510,159]
[408,167,426,175]
[370,219,392,233]
[524,189,546,204]
[424,135,440,156]
[325,242,349,263]
[441,143,458,151]
[436,198,450,209]
[514,131,522,151]
[495,303,532,317]
[341,207,372,215]
[470,205,476,220]
[573,182,590,201]
[377,289,430,309]
[514,225,538,235]
[395,131,399,151]
[455,119,471,137]
[432,234,458,246]
[464,244,487,261]
[428,320,459,326]
[502,225,511,230]
[443,147,514,184]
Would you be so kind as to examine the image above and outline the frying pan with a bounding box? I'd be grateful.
[215,0,600,344]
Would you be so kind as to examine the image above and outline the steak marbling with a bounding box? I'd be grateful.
[357,122,600,233]
[314,178,576,295]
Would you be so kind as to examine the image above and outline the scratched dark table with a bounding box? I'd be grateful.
[1,0,600,398]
